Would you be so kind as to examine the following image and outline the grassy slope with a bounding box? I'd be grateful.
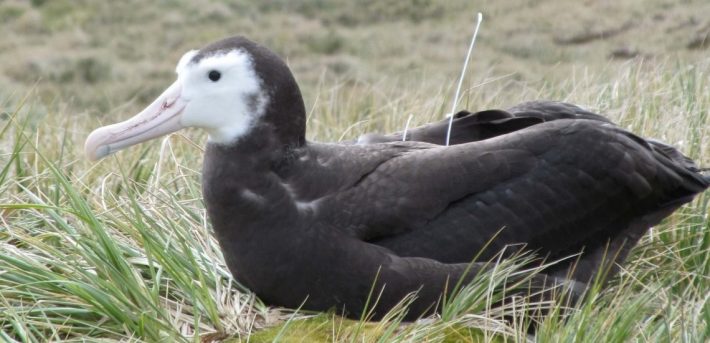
[1,0,709,342]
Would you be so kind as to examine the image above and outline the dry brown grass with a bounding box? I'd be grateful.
[2,0,710,116]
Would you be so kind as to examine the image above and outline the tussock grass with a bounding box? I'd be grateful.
[0,58,708,342]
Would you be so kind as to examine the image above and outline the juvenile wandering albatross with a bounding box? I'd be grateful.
[84,36,709,320]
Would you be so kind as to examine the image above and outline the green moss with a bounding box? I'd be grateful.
[227,314,506,342]
[439,326,505,343]
[235,315,337,343]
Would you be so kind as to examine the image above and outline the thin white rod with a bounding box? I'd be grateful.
[402,114,414,141]
[446,12,483,146]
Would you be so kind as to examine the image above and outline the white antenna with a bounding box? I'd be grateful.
[445,12,483,146]
[402,114,414,141]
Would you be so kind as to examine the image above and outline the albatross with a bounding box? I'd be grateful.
[85,36,709,320]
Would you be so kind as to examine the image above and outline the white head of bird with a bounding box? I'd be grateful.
[85,46,269,161]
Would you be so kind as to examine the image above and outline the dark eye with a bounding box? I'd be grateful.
[208,70,221,82]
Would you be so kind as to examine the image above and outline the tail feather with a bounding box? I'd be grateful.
[647,139,701,172]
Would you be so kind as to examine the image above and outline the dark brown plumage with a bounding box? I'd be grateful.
[197,38,709,320]
[88,36,710,321]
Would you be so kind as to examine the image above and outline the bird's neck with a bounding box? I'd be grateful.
[260,69,308,148]
[201,127,302,240]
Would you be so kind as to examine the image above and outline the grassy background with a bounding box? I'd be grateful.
[0,0,708,342]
